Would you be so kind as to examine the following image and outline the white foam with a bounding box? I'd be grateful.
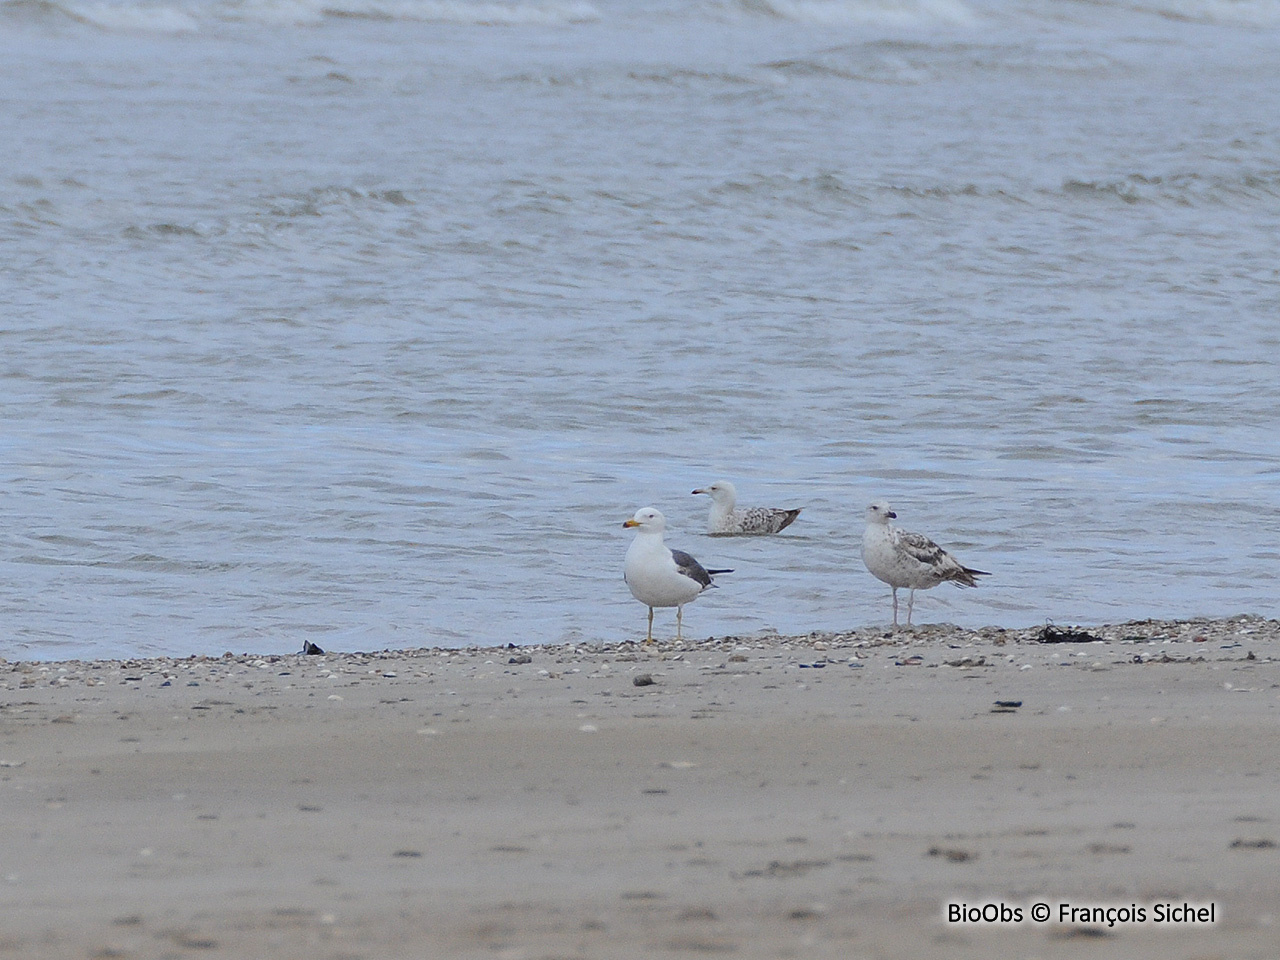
[1121,0,1280,26]
[229,0,329,27]
[731,0,975,26]
[46,0,602,29]
[62,0,201,31]
[309,0,601,24]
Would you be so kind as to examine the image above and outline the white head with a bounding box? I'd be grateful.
[623,506,667,533]
[865,501,896,525]
[692,480,737,505]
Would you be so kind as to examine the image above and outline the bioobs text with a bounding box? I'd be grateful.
[946,903,1024,924]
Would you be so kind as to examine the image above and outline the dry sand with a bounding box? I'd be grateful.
[2,616,1279,959]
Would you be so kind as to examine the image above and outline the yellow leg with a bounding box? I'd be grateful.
[676,605,683,641]
[646,606,654,644]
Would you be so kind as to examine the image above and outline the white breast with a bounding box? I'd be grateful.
[625,534,704,608]
[862,523,939,590]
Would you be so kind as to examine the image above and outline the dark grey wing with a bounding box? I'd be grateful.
[897,529,989,586]
[739,506,801,534]
[670,549,714,589]
[896,530,951,569]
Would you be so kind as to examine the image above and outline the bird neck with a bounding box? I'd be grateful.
[629,530,666,551]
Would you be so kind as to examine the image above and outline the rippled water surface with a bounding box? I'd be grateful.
[3,0,1279,660]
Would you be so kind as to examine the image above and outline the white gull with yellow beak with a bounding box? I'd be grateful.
[623,507,731,643]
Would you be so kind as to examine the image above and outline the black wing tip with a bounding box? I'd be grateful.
[953,566,991,587]
[777,508,802,531]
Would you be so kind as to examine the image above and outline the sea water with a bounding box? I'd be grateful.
[2,0,1279,660]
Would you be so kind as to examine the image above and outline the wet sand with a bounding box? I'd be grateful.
[2,616,1278,959]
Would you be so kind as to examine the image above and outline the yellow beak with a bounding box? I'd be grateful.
[623,518,640,528]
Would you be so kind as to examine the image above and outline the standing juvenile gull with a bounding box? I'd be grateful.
[623,507,731,643]
[692,480,802,536]
[861,501,989,629]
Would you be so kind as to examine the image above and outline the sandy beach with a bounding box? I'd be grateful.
[2,616,1278,959]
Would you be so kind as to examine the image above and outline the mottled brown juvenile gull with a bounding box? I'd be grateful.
[861,501,988,629]
[623,507,731,643]
[692,480,801,536]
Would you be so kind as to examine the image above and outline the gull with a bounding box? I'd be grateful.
[861,501,988,628]
[623,507,731,643]
[692,480,802,535]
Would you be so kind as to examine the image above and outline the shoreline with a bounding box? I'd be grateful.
[3,615,1278,959]
[3,613,1274,671]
